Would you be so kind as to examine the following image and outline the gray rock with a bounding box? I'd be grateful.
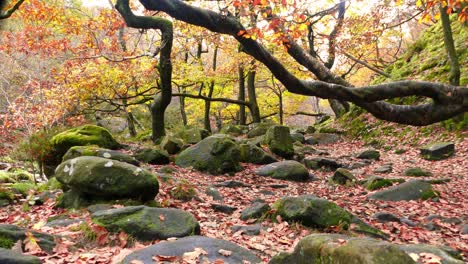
[290,133,305,143]
[175,134,242,175]
[175,127,210,144]
[0,224,55,253]
[231,224,262,236]
[363,176,393,191]
[357,149,380,160]
[461,225,468,235]
[349,161,369,169]
[398,244,464,264]
[264,126,294,158]
[256,161,310,182]
[220,124,245,136]
[372,212,400,223]
[374,164,392,174]
[87,204,114,213]
[214,180,249,188]
[420,142,455,160]
[304,133,340,145]
[305,157,342,171]
[0,248,41,264]
[211,204,237,214]
[62,146,139,166]
[247,123,273,138]
[160,135,184,154]
[205,186,223,201]
[404,167,433,177]
[91,206,200,241]
[369,180,438,201]
[133,147,170,165]
[239,143,277,165]
[45,218,83,227]
[97,116,127,134]
[400,217,417,227]
[331,168,356,185]
[122,236,261,264]
[240,202,270,220]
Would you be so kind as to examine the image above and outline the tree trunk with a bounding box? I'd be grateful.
[247,70,261,123]
[127,111,137,137]
[439,5,460,86]
[278,91,283,125]
[204,81,214,132]
[179,87,188,126]
[238,65,246,125]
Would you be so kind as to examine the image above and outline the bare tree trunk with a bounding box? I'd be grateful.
[439,5,460,86]
[247,70,261,123]
[278,91,283,125]
[238,65,246,125]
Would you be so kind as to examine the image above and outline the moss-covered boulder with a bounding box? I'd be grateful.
[220,124,246,136]
[239,143,277,164]
[175,127,210,144]
[264,125,294,158]
[133,147,170,165]
[304,157,342,171]
[0,224,55,253]
[122,236,261,264]
[420,142,455,160]
[247,123,273,138]
[269,234,415,264]
[357,149,380,160]
[256,161,310,182]
[290,132,305,143]
[330,168,356,185]
[160,135,184,154]
[369,179,437,201]
[363,176,393,191]
[62,146,139,166]
[0,171,16,184]
[0,248,41,264]
[91,206,200,241]
[55,156,158,207]
[240,202,271,220]
[175,134,242,175]
[404,167,433,177]
[304,133,340,145]
[398,244,464,264]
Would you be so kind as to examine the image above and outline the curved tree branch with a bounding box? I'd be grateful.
[137,0,467,126]
[0,0,25,20]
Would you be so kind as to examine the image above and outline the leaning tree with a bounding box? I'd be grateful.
[115,0,466,136]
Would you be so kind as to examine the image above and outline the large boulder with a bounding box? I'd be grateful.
[133,147,170,165]
[269,234,415,264]
[256,161,310,182]
[62,146,139,166]
[239,143,277,164]
[357,149,380,160]
[160,135,184,154]
[122,236,261,264]
[0,248,41,264]
[91,206,200,241]
[220,124,246,136]
[176,127,210,144]
[264,126,294,158]
[398,244,464,264]
[420,142,455,160]
[55,156,158,207]
[175,134,242,174]
[369,180,437,201]
[247,123,273,138]
[304,133,340,145]
[330,168,356,185]
[0,224,55,253]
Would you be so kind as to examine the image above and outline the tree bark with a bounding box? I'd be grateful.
[439,5,460,86]
[238,65,246,125]
[116,0,173,142]
[135,0,467,126]
[247,70,261,123]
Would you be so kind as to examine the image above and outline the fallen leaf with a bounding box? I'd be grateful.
[159,214,165,221]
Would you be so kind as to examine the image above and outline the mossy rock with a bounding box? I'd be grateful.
[160,135,184,154]
[404,167,433,177]
[357,149,380,160]
[264,126,294,158]
[55,156,159,205]
[175,127,210,144]
[239,143,277,165]
[220,124,246,136]
[0,248,41,264]
[269,233,415,264]
[363,176,393,191]
[0,171,16,184]
[91,205,200,241]
[38,177,63,192]
[0,224,55,253]
[62,146,139,166]
[240,202,271,220]
[369,180,437,201]
[398,244,464,264]
[305,133,340,145]
[133,147,170,165]
[247,123,274,138]
[331,168,356,185]
[10,183,36,196]
[420,142,455,161]
[290,133,305,143]
[256,161,310,182]
[175,134,242,175]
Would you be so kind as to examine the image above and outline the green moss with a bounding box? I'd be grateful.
[0,235,14,249]
[10,182,36,196]
[170,180,197,201]
[365,178,393,191]
[38,178,63,192]
[404,167,433,177]
[421,189,439,200]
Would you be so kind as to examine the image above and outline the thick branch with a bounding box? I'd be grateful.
[344,52,391,78]
[172,93,249,106]
[0,0,25,20]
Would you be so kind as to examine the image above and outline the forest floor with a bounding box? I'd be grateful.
[1,132,467,263]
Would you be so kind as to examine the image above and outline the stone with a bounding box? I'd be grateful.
[350,161,369,169]
[264,126,294,158]
[175,134,242,175]
[400,218,417,227]
[211,204,237,214]
[0,248,41,264]
[363,176,393,191]
[231,224,262,236]
[96,116,127,134]
[240,202,270,220]
[404,167,433,177]
[247,123,273,138]
[87,204,113,213]
[331,168,356,185]
[239,144,277,165]
[304,133,340,145]
[256,161,310,182]
[122,236,261,264]
[269,184,288,189]
[205,186,223,201]
[290,132,305,143]
[398,244,464,264]
[357,149,380,160]
[308,157,342,170]
[220,124,245,136]
[372,212,400,223]
[461,225,468,235]
[160,135,184,154]
[62,146,139,166]
[420,142,455,160]
[369,180,438,201]
[0,224,55,253]
[176,127,210,144]
[269,234,415,264]
[214,180,249,188]
[133,147,170,165]
[303,159,320,170]
[91,206,200,241]
[374,164,393,174]
[55,156,158,207]
[45,218,83,227]
[305,125,316,134]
